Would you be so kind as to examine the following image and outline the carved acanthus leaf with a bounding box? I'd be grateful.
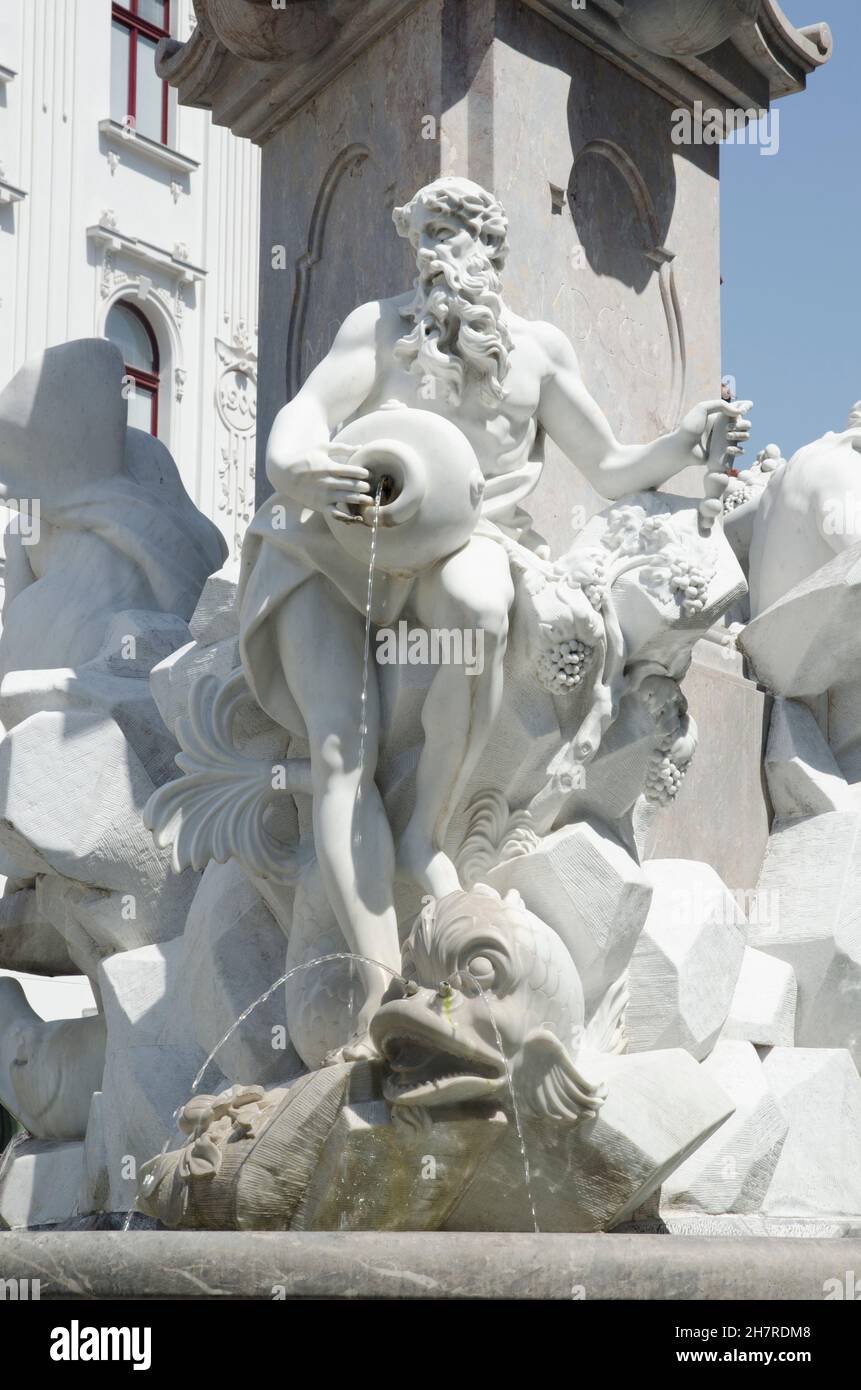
[143,669,312,883]
[456,790,539,888]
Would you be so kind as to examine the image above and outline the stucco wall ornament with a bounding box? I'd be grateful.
[215,321,258,558]
[215,321,257,435]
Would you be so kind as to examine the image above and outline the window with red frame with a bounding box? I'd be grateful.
[111,2,171,145]
[106,300,161,436]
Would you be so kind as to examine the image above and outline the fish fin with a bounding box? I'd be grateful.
[584,973,629,1055]
[516,1028,607,1123]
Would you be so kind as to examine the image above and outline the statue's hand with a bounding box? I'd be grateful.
[679,399,752,528]
[276,444,372,517]
[681,398,753,466]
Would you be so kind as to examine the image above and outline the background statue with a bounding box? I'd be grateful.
[0,339,226,1141]
[747,402,861,616]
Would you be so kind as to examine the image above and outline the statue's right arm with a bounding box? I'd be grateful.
[265,300,382,506]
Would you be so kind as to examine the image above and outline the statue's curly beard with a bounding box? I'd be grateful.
[395,244,512,407]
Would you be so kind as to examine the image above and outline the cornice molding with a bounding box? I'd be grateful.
[87,221,207,286]
[157,0,427,144]
[525,0,832,117]
[159,0,832,146]
[98,119,201,176]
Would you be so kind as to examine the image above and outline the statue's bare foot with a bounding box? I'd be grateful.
[396,829,461,897]
[322,1031,381,1066]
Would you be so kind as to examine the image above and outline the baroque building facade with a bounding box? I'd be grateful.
[0,0,260,564]
[0,2,260,1106]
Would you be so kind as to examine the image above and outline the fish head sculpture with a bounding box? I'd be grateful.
[371,885,607,1122]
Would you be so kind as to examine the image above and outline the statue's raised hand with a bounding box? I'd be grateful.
[680,398,753,528]
[681,398,753,465]
[275,443,372,518]
[684,400,751,464]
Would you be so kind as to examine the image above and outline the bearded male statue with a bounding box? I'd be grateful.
[237,176,749,1057]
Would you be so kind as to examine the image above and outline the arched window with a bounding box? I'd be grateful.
[106,300,160,435]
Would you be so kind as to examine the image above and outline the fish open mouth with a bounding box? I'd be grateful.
[379,1031,505,1107]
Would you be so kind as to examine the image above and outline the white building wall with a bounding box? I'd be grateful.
[0,1,259,1040]
[0,0,259,566]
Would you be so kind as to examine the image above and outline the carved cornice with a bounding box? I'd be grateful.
[159,0,831,146]
[526,0,832,114]
[98,119,201,176]
[87,221,207,286]
[157,0,427,145]
[157,27,230,110]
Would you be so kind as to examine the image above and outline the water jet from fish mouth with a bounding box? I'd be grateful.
[122,952,411,1227]
[374,967,541,1228]
[465,970,540,1235]
[191,952,408,1094]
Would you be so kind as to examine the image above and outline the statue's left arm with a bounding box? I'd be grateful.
[535,322,750,500]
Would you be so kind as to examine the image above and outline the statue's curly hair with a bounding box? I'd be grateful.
[393,178,510,271]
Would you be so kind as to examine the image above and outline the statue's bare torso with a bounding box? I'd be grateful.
[352,292,545,484]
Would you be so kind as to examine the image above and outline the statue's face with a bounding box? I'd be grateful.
[412,204,496,286]
[395,189,511,405]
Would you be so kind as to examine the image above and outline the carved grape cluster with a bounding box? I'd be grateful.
[645,752,687,805]
[668,556,710,617]
[536,638,594,694]
[722,480,754,513]
[582,577,606,610]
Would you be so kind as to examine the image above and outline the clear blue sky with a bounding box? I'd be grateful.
[720,0,860,463]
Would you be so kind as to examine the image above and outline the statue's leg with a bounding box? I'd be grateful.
[398,537,515,895]
[274,576,400,1057]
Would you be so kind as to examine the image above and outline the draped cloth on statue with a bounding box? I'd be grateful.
[237,499,417,738]
[237,465,545,740]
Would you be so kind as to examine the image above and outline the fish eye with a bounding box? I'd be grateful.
[466,954,496,985]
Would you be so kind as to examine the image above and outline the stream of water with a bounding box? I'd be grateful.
[354,482,383,849]
[466,969,540,1234]
[191,951,406,1094]
[120,951,407,1229]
